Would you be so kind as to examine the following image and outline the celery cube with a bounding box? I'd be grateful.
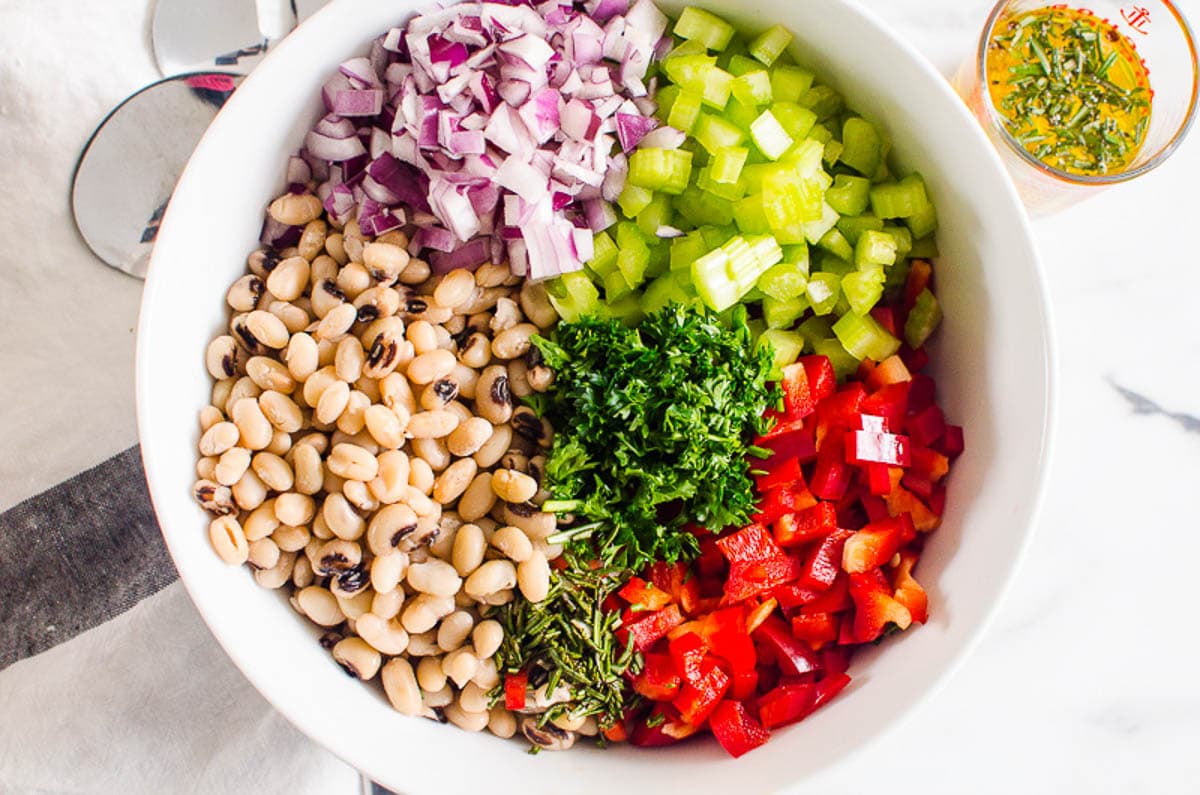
[616,246,649,289]
[770,66,814,103]
[665,40,710,61]
[674,186,735,226]
[758,329,806,372]
[799,85,843,120]
[762,170,824,229]
[798,315,833,349]
[602,267,633,299]
[691,247,740,311]
[870,173,930,219]
[605,292,646,327]
[700,66,735,109]
[906,197,939,238]
[749,24,793,66]
[769,102,818,140]
[817,228,854,262]
[806,271,841,315]
[825,174,872,216]
[701,225,734,249]
[841,267,885,315]
[588,231,619,277]
[616,221,648,251]
[728,234,784,293]
[697,166,747,201]
[882,225,913,260]
[749,110,794,160]
[711,146,749,184]
[904,288,942,348]
[836,213,884,246]
[668,90,704,133]
[910,234,939,258]
[695,113,746,154]
[546,271,601,322]
[781,138,824,178]
[731,71,773,107]
[763,294,809,329]
[675,7,737,51]
[723,97,760,132]
[855,229,898,268]
[642,272,693,313]
[637,193,674,238]
[663,54,718,87]
[757,257,809,301]
[654,84,680,124]
[833,311,900,361]
[840,117,882,177]
[618,183,655,217]
[813,337,860,379]
[628,148,694,195]
[727,54,761,77]
[671,231,709,271]
[733,193,772,234]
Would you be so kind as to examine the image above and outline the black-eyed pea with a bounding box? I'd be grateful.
[324,234,348,265]
[332,637,381,680]
[247,536,281,571]
[519,281,559,329]
[323,493,365,540]
[268,192,322,226]
[517,551,551,603]
[491,322,537,361]
[489,297,522,334]
[335,390,370,435]
[272,523,310,553]
[310,254,339,288]
[508,358,533,399]
[408,457,435,495]
[472,424,512,469]
[314,538,362,576]
[422,685,455,713]
[327,443,378,482]
[406,349,457,386]
[246,248,280,278]
[453,589,476,609]
[199,421,240,456]
[231,397,274,451]
[311,277,347,319]
[379,371,417,417]
[401,593,455,634]
[254,550,295,589]
[251,452,293,492]
[491,525,533,563]
[368,503,420,558]
[416,656,447,693]
[291,445,324,496]
[470,656,500,690]
[297,219,327,261]
[245,309,290,349]
[292,554,314,588]
[458,682,491,714]
[475,262,510,288]
[407,560,462,597]
[199,404,224,433]
[472,619,504,659]
[398,256,430,285]
[273,493,315,529]
[369,551,407,594]
[460,286,507,314]
[405,320,438,355]
[433,324,454,352]
[406,630,440,657]
[208,516,249,565]
[447,417,492,458]
[315,379,351,425]
[266,429,293,457]
[354,613,409,656]
[491,469,538,504]
[488,706,518,739]
[352,285,401,324]
[411,437,451,472]
[335,261,372,301]
[296,586,343,626]
[436,610,474,652]
[363,329,405,379]
[419,378,460,411]
[224,378,262,419]
[355,376,382,405]
[381,658,422,716]
[334,586,373,618]
[442,646,480,690]
[315,336,339,370]
[432,459,477,505]
[226,274,265,312]
[502,502,557,542]
[527,364,555,392]
[371,586,405,619]
[335,337,365,383]
[433,268,476,309]
[481,588,514,606]
[464,559,517,600]
[552,712,588,732]
[196,457,219,481]
[457,473,497,523]
[316,302,358,342]
[215,447,251,486]
[266,256,310,302]
[243,500,280,541]
[451,523,487,576]
[311,511,334,540]
[363,242,410,283]
[284,332,318,382]
[232,468,269,511]
[431,512,461,559]
[475,365,513,425]
[211,378,236,413]
[404,488,440,521]
[342,479,379,513]
[369,449,410,504]
[450,364,479,401]
[442,400,472,425]
[206,335,242,380]
[457,332,491,369]
[259,391,303,434]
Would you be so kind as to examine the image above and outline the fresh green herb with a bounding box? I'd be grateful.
[532,302,777,570]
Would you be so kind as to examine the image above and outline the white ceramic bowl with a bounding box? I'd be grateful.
[137,0,1055,791]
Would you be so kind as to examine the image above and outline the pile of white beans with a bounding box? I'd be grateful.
[193,189,587,744]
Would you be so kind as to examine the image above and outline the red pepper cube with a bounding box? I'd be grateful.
[798,573,850,615]
[812,671,852,710]
[799,355,836,401]
[819,645,851,677]
[504,672,528,711]
[753,483,818,524]
[773,582,825,609]
[891,551,929,624]
[811,437,851,501]
[901,472,935,500]
[757,683,817,729]
[939,425,965,459]
[906,404,945,447]
[841,518,906,574]
[865,463,894,496]
[629,706,701,747]
[910,446,949,481]
[799,528,853,591]
[870,306,898,337]
[709,700,771,758]
[773,501,838,548]
[816,384,866,437]
[900,344,930,373]
[618,576,674,612]
[790,612,839,648]
[904,258,933,310]
[725,556,805,602]
[780,362,817,419]
[845,421,911,468]
[849,570,913,643]
[717,524,783,565]
[754,616,821,677]
[632,653,683,700]
[668,632,707,686]
[906,373,937,413]
[672,658,731,726]
[617,604,684,652]
[754,454,804,493]
[865,355,912,391]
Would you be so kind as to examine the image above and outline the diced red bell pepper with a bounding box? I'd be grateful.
[886,480,941,532]
[780,362,816,419]
[668,632,707,685]
[602,721,629,743]
[715,633,759,699]
[819,644,851,677]
[717,523,783,566]
[773,502,839,548]
[939,425,965,459]
[861,382,910,428]
[619,576,674,612]
[696,536,726,577]
[799,356,836,401]
[754,454,804,493]
[646,560,703,615]
[799,528,853,591]
[758,416,806,442]
[630,706,701,746]
[906,404,945,447]
[815,384,866,439]
[725,555,804,602]
[901,472,935,500]
[673,658,731,726]
[617,604,684,651]
[910,446,950,482]
[846,415,911,467]
[866,355,912,391]
[860,494,891,523]
[900,344,929,373]
[744,598,778,635]
[904,258,933,310]
[812,671,852,709]
[906,373,937,413]
[842,517,908,574]
[753,483,818,524]
[755,616,820,677]
[709,700,771,758]
[798,573,850,615]
[849,570,913,643]
[927,484,947,517]
[632,653,682,700]
[865,462,894,496]
[773,582,825,609]
[810,436,850,501]
[892,550,929,624]
[870,306,898,337]
[790,612,839,648]
[757,683,817,729]
[504,672,527,711]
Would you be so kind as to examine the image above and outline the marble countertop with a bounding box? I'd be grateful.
[1,0,1198,791]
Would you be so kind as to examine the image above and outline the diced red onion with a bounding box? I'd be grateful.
[431,236,491,273]
[637,125,686,150]
[583,198,617,231]
[615,112,658,152]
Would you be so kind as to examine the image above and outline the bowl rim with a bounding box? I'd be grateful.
[136,0,1058,787]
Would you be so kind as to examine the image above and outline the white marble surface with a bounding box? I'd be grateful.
[1,0,1199,792]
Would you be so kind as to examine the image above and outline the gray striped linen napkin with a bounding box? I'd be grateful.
[0,445,176,670]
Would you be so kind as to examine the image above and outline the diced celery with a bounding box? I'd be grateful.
[642,271,692,313]
[700,66,735,109]
[749,110,794,160]
[836,213,884,245]
[663,54,718,87]
[711,146,749,184]
[749,24,793,66]
[799,85,843,120]
[733,193,772,234]
[694,113,746,154]
[840,117,882,177]
[884,256,910,295]
[691,247,740,311]
[668,90,704,133]
[739,163,775,194]
[904,288,942,348]
[674,7,737,51]
[833,311,901,361]
[605,292,646,327]
[769,102,818,140]
[696,166,747,201]
[757,256,809,301]
[825,174,872,216]
[910,234,939,258]
[588,231,619,276]
[870,173,929,219]
[636,193,674,238]
[806,271,841,315]
[781,244,810,270]
[798,315,833,349]
[817,228,854,262]
[665,39,710,61]
[800,201,840,245]
[758,329,806,373]
[806,123,833,145]
[646,245,670,279]
[654,85,680,124]
[628,148,694,195]
[822,139,843,167]
[815,251,854,277]
[616,246,649,290]
[855,229,898,268]
[813,338,860,379]
[723,97,761,132]
[781,138,825,178]
[731,71,773,107]
[602,267,633,299]
[726,54,761,77]
[770,65,815,103]
[618,183,655,217]
[882,225,913,260]
[616,221,648,250]
[906,198,939,238]
[701,225,734,249]
[670,230,709,271]
[762,170,823,229]
[728,234,783,293]
[763,294,809,329]
[674,186,735,226]
[841,267,885,315]
[546,271,602,322]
